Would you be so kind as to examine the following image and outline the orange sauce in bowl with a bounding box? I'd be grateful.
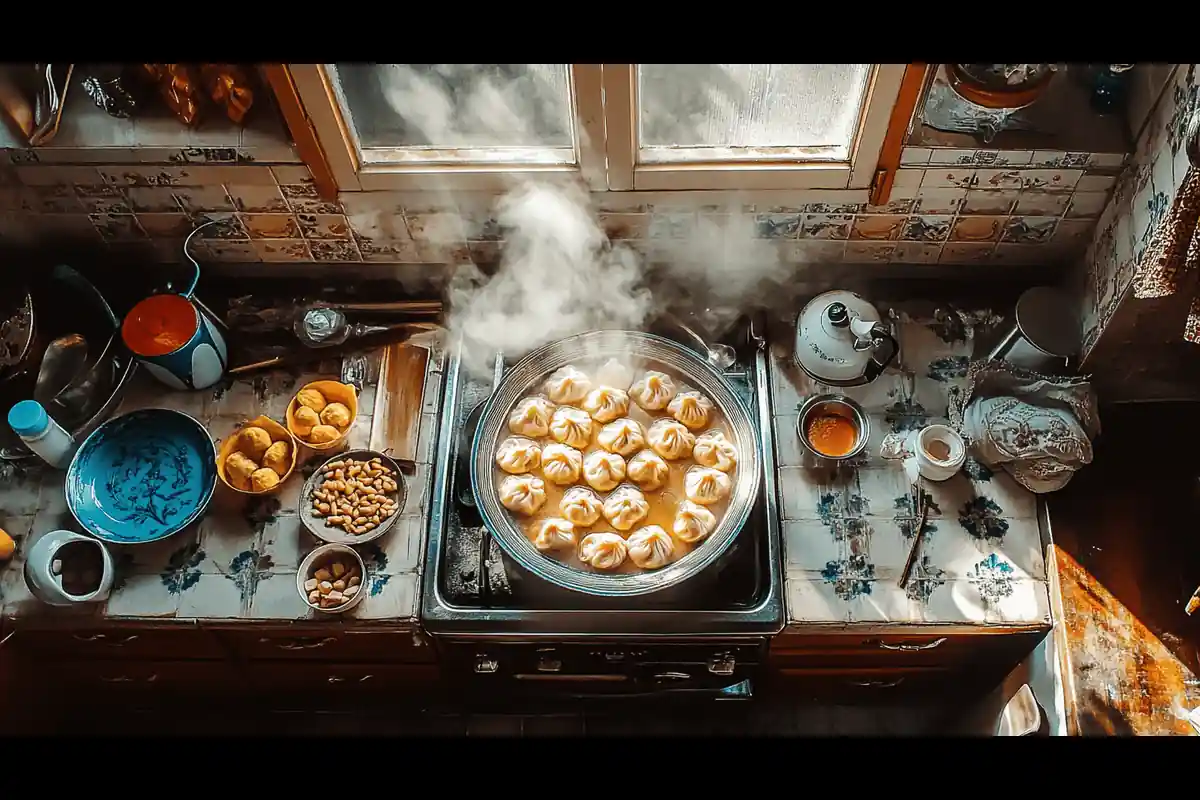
[122,293,198,357]
[805,413,858,458]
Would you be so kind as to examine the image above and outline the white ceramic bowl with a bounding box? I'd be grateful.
[296,543,367,614]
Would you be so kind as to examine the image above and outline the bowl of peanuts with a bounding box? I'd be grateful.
[299,449,407,545]
[297,542,366,613]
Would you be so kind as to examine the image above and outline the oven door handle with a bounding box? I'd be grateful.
[563,679,754,700]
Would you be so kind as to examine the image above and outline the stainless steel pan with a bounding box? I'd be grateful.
[469,330,761,597]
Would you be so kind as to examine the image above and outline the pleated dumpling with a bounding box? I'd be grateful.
[626,525,676,569]
[559,486,603,527]
[508,396,555,438]
[647,419,695,461]
[579,532,628,571]
[668,391,714,430]
[692,430,738,472]
[626,450,669,492]
[630,370,676,411]
[595,358,633,391]
[674,500,718,543]
[541,443,583,485]
[544,366,592,405]
[498,474,547,516]
[495,436,542,475]
[533,518,577,553]
[596,418,645,458]
[582,386,630,424]
[549,406,594,449]
[684,467,732,506]
[602,484,650,532]
[582,451,626,492]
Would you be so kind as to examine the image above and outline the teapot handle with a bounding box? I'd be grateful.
[863,325,899,383]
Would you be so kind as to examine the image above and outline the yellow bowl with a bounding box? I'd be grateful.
[216,415,299,495]
[286,380,359,451]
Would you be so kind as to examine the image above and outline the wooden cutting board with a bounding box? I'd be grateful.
[369,343,429,462]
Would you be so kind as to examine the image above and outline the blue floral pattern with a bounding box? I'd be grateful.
[161,541,204,594]
[884,397,930,433]
[927,355,969,382]
[968,553,1015,607]
[361,542,389,596]
[959,497,1010,542]
[227,549,274,603]
[820,553,874,601]
[962,457,994,482]
[905,557,946,604]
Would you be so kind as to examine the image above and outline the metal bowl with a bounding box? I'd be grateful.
[470,330,762,598]
[299,448,406,546]
[796,394,870,462]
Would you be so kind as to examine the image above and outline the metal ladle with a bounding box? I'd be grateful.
[34,333,89,406]
[293,307,413,348]
[663,313,737,370]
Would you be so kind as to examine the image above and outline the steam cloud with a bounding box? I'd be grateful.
[370,65,796,378]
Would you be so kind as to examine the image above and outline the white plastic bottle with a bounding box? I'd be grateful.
[7,400,78,469]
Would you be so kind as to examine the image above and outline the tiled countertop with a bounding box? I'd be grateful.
[0,343,444,628]
[770,313,1053,631]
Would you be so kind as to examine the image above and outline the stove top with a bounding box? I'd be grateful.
[419,319,786,638]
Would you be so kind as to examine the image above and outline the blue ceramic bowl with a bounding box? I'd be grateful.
[66,408,218,544]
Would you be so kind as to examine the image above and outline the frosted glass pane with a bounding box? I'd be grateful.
[327,64,574,159]
[637,64,871,161]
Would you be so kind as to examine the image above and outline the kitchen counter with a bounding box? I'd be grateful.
[769,311,1053,632]
[0,343,444,629]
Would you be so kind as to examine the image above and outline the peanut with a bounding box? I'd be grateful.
[313,455,402,535]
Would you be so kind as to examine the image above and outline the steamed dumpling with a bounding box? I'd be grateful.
[533,518,577,553]
[262,440,292,477]
[626,525,676,569]
[583,451,626,492]
[668,391,714,430]
[498,474,547,516]
[559,486,603,527]
[292,406,320,437]
[582,387,630,423]
[596,358,633,391]
[549,406,594,449]
[627,450,669,492]
[602,485,650,532]
[693,430,738,472]
[579,532,628,571]
[541,443,583,485]
[674,500,718,543]
[495,436,542,474]
[237,426,273,461]
[630,370,676,411]
[544,366,591,405]
[647,419,695,461]
[596,418,645,457]
[508,396,555,438]
[685,467,732,506]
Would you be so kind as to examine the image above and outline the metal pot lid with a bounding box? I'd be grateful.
[1015,286,1078,359]
[794,290,886,385]
[469,330,761,598]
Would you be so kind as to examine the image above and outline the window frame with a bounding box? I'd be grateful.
[285,63,913,195]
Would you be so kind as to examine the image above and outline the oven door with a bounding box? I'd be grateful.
[442,640,763,700]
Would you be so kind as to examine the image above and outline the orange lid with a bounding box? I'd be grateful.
[122,293,199,357]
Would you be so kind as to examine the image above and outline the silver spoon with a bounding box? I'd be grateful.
[293,307,427,348]
[34,333,89,405]
[664,313,737,370]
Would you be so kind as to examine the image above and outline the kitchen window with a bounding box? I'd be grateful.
[285,64,917,194]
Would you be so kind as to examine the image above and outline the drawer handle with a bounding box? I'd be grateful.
[327,675,373,684]
[272,637,338,651]
[73,634,140,645]
[876,637,947,652]
[849,677,905,688]
[100,674,158,683]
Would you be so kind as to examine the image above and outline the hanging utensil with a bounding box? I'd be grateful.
[29,64,74,147]
[33,333,89,406]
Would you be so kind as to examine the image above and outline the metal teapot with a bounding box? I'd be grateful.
[794,290,898,387]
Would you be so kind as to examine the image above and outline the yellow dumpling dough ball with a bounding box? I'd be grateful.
[308,424,341,444]
[250,467,281,492]
[224,452,258,491]
[292,405,320,436]
[237,426,273,461]
[320,402,352,430]
[296,388,328,413]
[262,440,292,477]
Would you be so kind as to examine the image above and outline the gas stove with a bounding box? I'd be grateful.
[419,318,785,697]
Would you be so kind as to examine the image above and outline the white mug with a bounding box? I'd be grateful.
[912,424,966,482]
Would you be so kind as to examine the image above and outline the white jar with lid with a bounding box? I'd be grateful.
[7,400,77,468]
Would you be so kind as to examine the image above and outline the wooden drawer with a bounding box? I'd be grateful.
[215,627,435,664]
[770,665,954,702]
[770,631,1043,669]
[43,660,245,696]
[244,662,438,699]
[11,626,226,661]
